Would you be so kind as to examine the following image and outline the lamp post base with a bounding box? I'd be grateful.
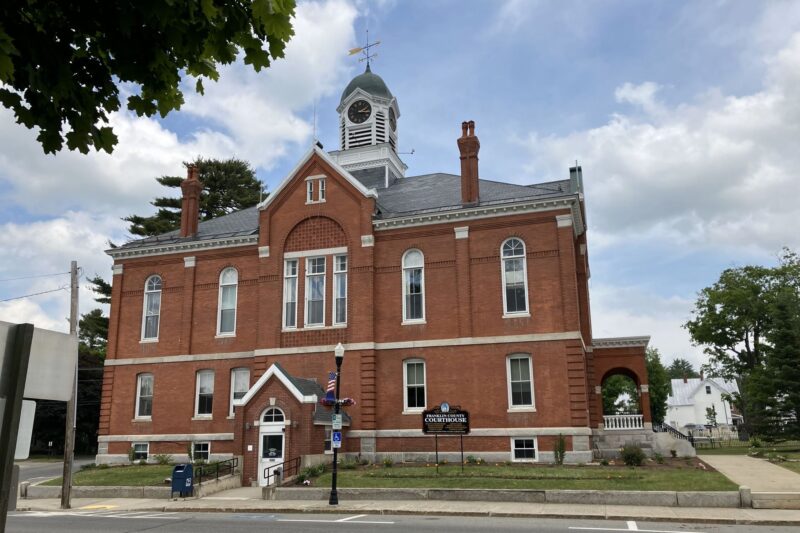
[328,489,339,505]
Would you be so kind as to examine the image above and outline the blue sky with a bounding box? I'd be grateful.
[1,0,799,368]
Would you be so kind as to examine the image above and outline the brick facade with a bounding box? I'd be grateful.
[99,121,649,484]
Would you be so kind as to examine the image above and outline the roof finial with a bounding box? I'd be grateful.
[348,28,380,69]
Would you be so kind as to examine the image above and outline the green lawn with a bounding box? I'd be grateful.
[313,464,737,492]
[697,441,800,455]
[42,465,173,487]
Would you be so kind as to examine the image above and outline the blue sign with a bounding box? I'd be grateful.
[332,430,342,449]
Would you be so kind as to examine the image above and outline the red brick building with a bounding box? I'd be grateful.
[99,66,652,485]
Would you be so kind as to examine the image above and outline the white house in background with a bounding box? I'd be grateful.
[666,377,742,431]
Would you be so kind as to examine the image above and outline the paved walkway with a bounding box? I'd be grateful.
[14,496,800,525]
[699,455,800,492]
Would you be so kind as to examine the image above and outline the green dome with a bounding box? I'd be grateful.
[340,64,393,104]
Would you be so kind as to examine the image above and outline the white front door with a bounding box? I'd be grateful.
[259,429,284,486]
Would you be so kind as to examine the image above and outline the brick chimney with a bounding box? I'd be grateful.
[180,164,203,237]
[457,120,480,205]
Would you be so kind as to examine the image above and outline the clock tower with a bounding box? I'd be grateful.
[329,63,407,189]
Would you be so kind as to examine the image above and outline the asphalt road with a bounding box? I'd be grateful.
[6,512,799,533]
[14,457,95,484]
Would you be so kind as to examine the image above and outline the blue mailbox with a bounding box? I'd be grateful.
[171,464,193,498]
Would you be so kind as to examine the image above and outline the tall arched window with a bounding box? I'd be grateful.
[217,267,238,335]
[501,238,529,315]
[142,275,162,340]
[402,249,425,323]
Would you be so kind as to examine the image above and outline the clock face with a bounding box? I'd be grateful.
[389,108,397,131]
[348,100,371,124]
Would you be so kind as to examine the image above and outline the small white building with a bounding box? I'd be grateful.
[666,377,741,432]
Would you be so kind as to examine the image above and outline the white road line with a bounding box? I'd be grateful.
[338,514,368,522]
[278,517,395,525]
[569,527,703,533]
[627,521,638,530]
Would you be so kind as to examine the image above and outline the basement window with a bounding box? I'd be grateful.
[511,438,537,462]
[132,442,149,461]
[193,442,210,462]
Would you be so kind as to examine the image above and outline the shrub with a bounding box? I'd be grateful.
[554,434,566,465]
[138,459,148,466]
[127,447,136,464]
[653,453,664,464]
[670,449,677,458]
[341,459,358,470]
[750,437,762,448]
[382,457,394,468]
[620,444,645,467]
[153,454,173,465]
[600,458,609,466]
[358,456,370,466]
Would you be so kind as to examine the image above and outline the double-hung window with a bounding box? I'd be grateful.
[192,442,210,462]
[403,359,426,412]
[229,368,250,417]
[305,257,325,326]
[507,354,534,409]
[333,255,347,325]
[135,373,153,418]
[511,438,537,462]
[501,238,529,315]
[195,370,214,417]
[217,268,238,335]
[283,260,298,328]
[132,442,149,461]
[306,176,326,203]
[402,249,425,323]
[142,275,162,340]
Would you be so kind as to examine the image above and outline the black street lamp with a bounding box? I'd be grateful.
[329,342,345,505]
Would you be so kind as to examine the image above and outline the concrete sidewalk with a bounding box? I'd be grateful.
[699,454,800,492]
[15,496,800,525]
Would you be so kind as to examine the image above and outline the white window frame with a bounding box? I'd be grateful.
[229,367,250,417]
[304,256,326,327]
[324,427,333,454]
[501,237,530,317]
[283,259,298,329]
[510,437,538,462]
[262,407,285,423]
[506,354,535,411]
[141,275,162,341]
[216,267,238,336]
[194,370,214,418]
[132,442,149,461]
[401,249,426,324]
[192,441,210,462]
[134,373,153,419]
[333,255,347,325]
[403,358,426,413]
[305,175,326,204]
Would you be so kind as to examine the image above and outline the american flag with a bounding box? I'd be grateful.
[326,371,336,393]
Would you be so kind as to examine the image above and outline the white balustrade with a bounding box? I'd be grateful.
[603,414,644,430]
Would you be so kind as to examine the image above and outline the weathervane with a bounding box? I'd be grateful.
[348,29,380,66]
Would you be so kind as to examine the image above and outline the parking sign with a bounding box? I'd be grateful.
[332,430,342,449]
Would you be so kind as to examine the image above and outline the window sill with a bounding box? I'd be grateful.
[402,409,425,415]
[507,407,537,413]
[132,417,152,423]
[282,324,346,332]
[139,338,158,344]
[503,312,531,319]
[227,415,236,420]
[511,458,538,463]
[401,319,426,326]
[192,415,213,421]
[305,200,326,205]
[215,334,236,339]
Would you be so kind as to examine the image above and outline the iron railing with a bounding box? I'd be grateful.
[263,456,301,486]
[193,457,238,486]
[653,422,690,441]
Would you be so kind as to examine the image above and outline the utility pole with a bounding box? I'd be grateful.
[60,261,78,509]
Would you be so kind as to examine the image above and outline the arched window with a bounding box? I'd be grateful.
[142,275,162,340]
[262,407,285,423]
[402,249,425,322]
[501,238,529,315]
[217,267,238,335]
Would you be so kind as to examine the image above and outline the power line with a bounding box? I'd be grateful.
[0,271,70,283]
[0,285,69,303]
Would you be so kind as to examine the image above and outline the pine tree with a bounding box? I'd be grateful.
[646,347,670,425]
[125,158,263,237]
[766,288,800,438]
[666,358,700,380]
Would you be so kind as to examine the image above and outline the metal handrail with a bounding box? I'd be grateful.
[193,456,239,486]
[263,456,301,486]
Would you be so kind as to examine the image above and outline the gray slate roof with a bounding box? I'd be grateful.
[272,363,325,397]
[116,172,571,250]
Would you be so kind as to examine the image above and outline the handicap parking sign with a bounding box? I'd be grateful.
[332,430,342,449]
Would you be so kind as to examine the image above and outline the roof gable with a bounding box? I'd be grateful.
[234,363,320,407]
[667,377,739,406]
[257,145,378,213]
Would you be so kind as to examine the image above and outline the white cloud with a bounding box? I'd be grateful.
[521,32,800,254]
